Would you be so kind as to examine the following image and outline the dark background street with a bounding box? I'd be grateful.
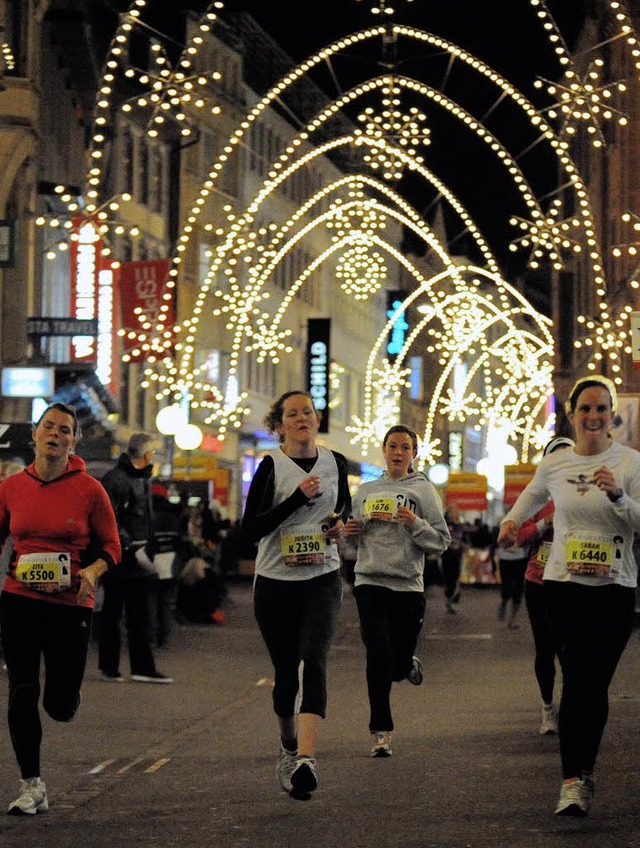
[0,579,637,848]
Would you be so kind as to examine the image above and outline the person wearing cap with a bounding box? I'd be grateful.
[499,377,640,817]
[515,436,574,735]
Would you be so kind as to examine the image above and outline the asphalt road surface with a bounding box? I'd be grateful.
[0,578,638,848]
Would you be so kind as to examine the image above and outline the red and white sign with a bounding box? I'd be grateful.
[503,464,537,508]
[117,259,174,361]
[445,472,488,511]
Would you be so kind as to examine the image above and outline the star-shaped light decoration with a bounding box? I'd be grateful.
[355,0,415,15]
[120,29,223,141]
[534,58,628,149]
[35,187,136,261]
[346,359,411,455]
[508,196,582,270]
[354,80,430,180]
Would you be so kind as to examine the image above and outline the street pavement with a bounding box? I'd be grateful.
[0,578,638,848]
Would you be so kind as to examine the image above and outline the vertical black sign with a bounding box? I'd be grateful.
[306,318,331,433]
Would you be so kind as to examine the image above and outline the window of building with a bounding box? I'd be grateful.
[138,138,149,205]
[122,126,134,196]
[149,145,164,213]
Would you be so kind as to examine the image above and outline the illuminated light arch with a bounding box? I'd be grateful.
[84,1,223,209]
[130,12,639,428]
[146,123,500,412]
[348,265,554,462]
[148,62,565,417]
[155,27,615,425]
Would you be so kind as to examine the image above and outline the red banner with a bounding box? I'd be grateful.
[117,259,174,361]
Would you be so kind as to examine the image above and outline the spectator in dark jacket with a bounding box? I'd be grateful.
[97,433,173,684]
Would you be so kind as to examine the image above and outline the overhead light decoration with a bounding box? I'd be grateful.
[37,1,223,261]
[35,185,134,260]
[529,0,640,377]
[328,361,346,411]
[134,8,640,439]
[535,59,628,149]
[354,79,430,180]
[2,42,15,72]
[508,196,583,270]
[355,0,415,15]
[335,244,387,299]
[347,265,554,463]
[120,26,223,140]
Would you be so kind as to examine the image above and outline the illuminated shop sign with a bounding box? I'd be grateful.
[306,318,331,433]
[448,431,463,471]
[70,219,100,362]
[386,290,409,359]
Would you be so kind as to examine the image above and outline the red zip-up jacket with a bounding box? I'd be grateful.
[0,454,121,608]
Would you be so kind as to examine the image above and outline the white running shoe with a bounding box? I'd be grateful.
[276,745,298,793]
[554,779,590,816]
[130,672,174,684]
[7,778,48,815]
[539,703,558,735]
[407,656,424,686]
[370,731,393,758]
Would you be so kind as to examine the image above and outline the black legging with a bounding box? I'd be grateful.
[544,581,635,779]
[354,584,426,732]
[499,557,527,604]
[0,591,92,778]
[254,570,342,719]
[441,549,462,601]
[524,579,557,704]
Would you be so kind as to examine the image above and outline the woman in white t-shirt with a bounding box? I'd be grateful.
[499,376,640,818]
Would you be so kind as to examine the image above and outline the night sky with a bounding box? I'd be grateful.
[216,1,588,277]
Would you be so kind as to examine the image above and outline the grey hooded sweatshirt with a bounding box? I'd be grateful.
[350,470,451,592]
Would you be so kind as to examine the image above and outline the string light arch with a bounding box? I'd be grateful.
[62,3,640,454]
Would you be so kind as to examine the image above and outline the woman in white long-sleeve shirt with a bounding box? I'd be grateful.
[499,376,640,818]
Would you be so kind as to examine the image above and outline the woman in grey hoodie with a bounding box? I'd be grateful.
[344,425,450,757]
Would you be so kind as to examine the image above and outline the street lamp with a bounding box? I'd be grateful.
[155,404,188,479]
[174,423,203,481]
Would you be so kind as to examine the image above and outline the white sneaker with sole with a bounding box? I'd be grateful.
[370,731,393,758]
[7,778,48,815]
[407,656,423,686]
[276,745,298,793]
[539,703,558,735]
[554,779,590,816]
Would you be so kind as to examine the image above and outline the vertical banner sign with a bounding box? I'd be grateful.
[96,263,117,397]
[630,311,640,368]
[306,318,331,433]
[69,216,101,363]
[386,290,409,361]
[117,259,174,361]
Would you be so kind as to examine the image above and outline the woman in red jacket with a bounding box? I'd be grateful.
[0,403,121,815]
